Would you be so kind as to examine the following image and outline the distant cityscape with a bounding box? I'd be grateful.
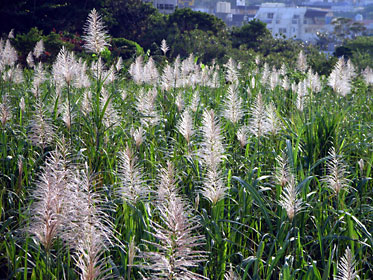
[142,0,373,45]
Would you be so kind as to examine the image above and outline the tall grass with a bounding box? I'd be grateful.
[0,10,372,279]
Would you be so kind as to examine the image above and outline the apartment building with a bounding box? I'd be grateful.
[143,0,178,14]
[255,3,332,42]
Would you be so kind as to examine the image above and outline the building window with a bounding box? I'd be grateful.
[157,4,164,9]
[292,15,299,24]
[279,28,287,34]
[276,19,280,24]
[267,13,274,19]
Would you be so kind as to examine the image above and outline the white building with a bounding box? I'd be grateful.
[255,3,332,42]
[143,0,178,14]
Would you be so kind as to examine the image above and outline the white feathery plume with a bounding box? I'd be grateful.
[363,66,373,85]
[65,166,115,280]
[2,40,18,67]
[8,29,14,39]
[161,64,175,91]
[115,56,123,72]
[275,151,292,188]
[120,89,127,101]
[249,75,256,90]
[269,68,280,90]
[160,39,169,56]
[200,109,225,169]
[322,147,350,195]
[199,109,227,204]
[280,63,287,76]
[143,57,159,85]
[53,46,79,87]
[275,150,303,221]
[0,94,12,127]
[335,247,358,280]
[236,126,248,148]
[306,69,321,93]
[201,167,226,205]
[249,92,269,138]
[90,57,110,82]
[129,56,144,84]
[225,58,239,84]
[278,169,303,221]
[29,102,55,149]
[32,62,46,98]
[266,102,282,136]
[291,83,297,93]
[177,109,194,144]
[29,147,71,251]
[136,88,160,127]
[117,146,149,204]
[81,90,92,116]
[223,84,243,124]
[175,92,185,112]
[131,126,145,148]
[0,39,4,72]
[296,81,307,112]
[172,56,181,85]
[83,8,110,54]
[61,99,75,130]
[33,40,45,59]
[261,62,270,86]
[157,161,178,203]
[26,51,35,68]
[127,236,136,279]
[282,75,290,90]
[190,91,200,113]
[297,50,308,72]
[140,188,207,279]
[74,59,91,88]
[19,97,25,113]
[346,59,356,79]
[328,57,351,97]
[3,65,24,84]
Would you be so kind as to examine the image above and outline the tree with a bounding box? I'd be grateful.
[332,17,366,43]
[230,19,271,50]
[101,0,162,44]
[0,0,100,34]
[168,8,226,35]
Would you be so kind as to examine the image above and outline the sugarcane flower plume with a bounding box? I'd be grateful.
[140,193,207,279]
[28,147,72,251]
[177,109,194,144]
[0,94,12,127]
[223,84,243,124]
[322,146,350,195]
[117,146,149,204]
[335,247,358,280]
[276,150,303,221]
[83,8,110,54]
[279,174,303,221]
[33,39,44,59]
[160,39,169,56]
